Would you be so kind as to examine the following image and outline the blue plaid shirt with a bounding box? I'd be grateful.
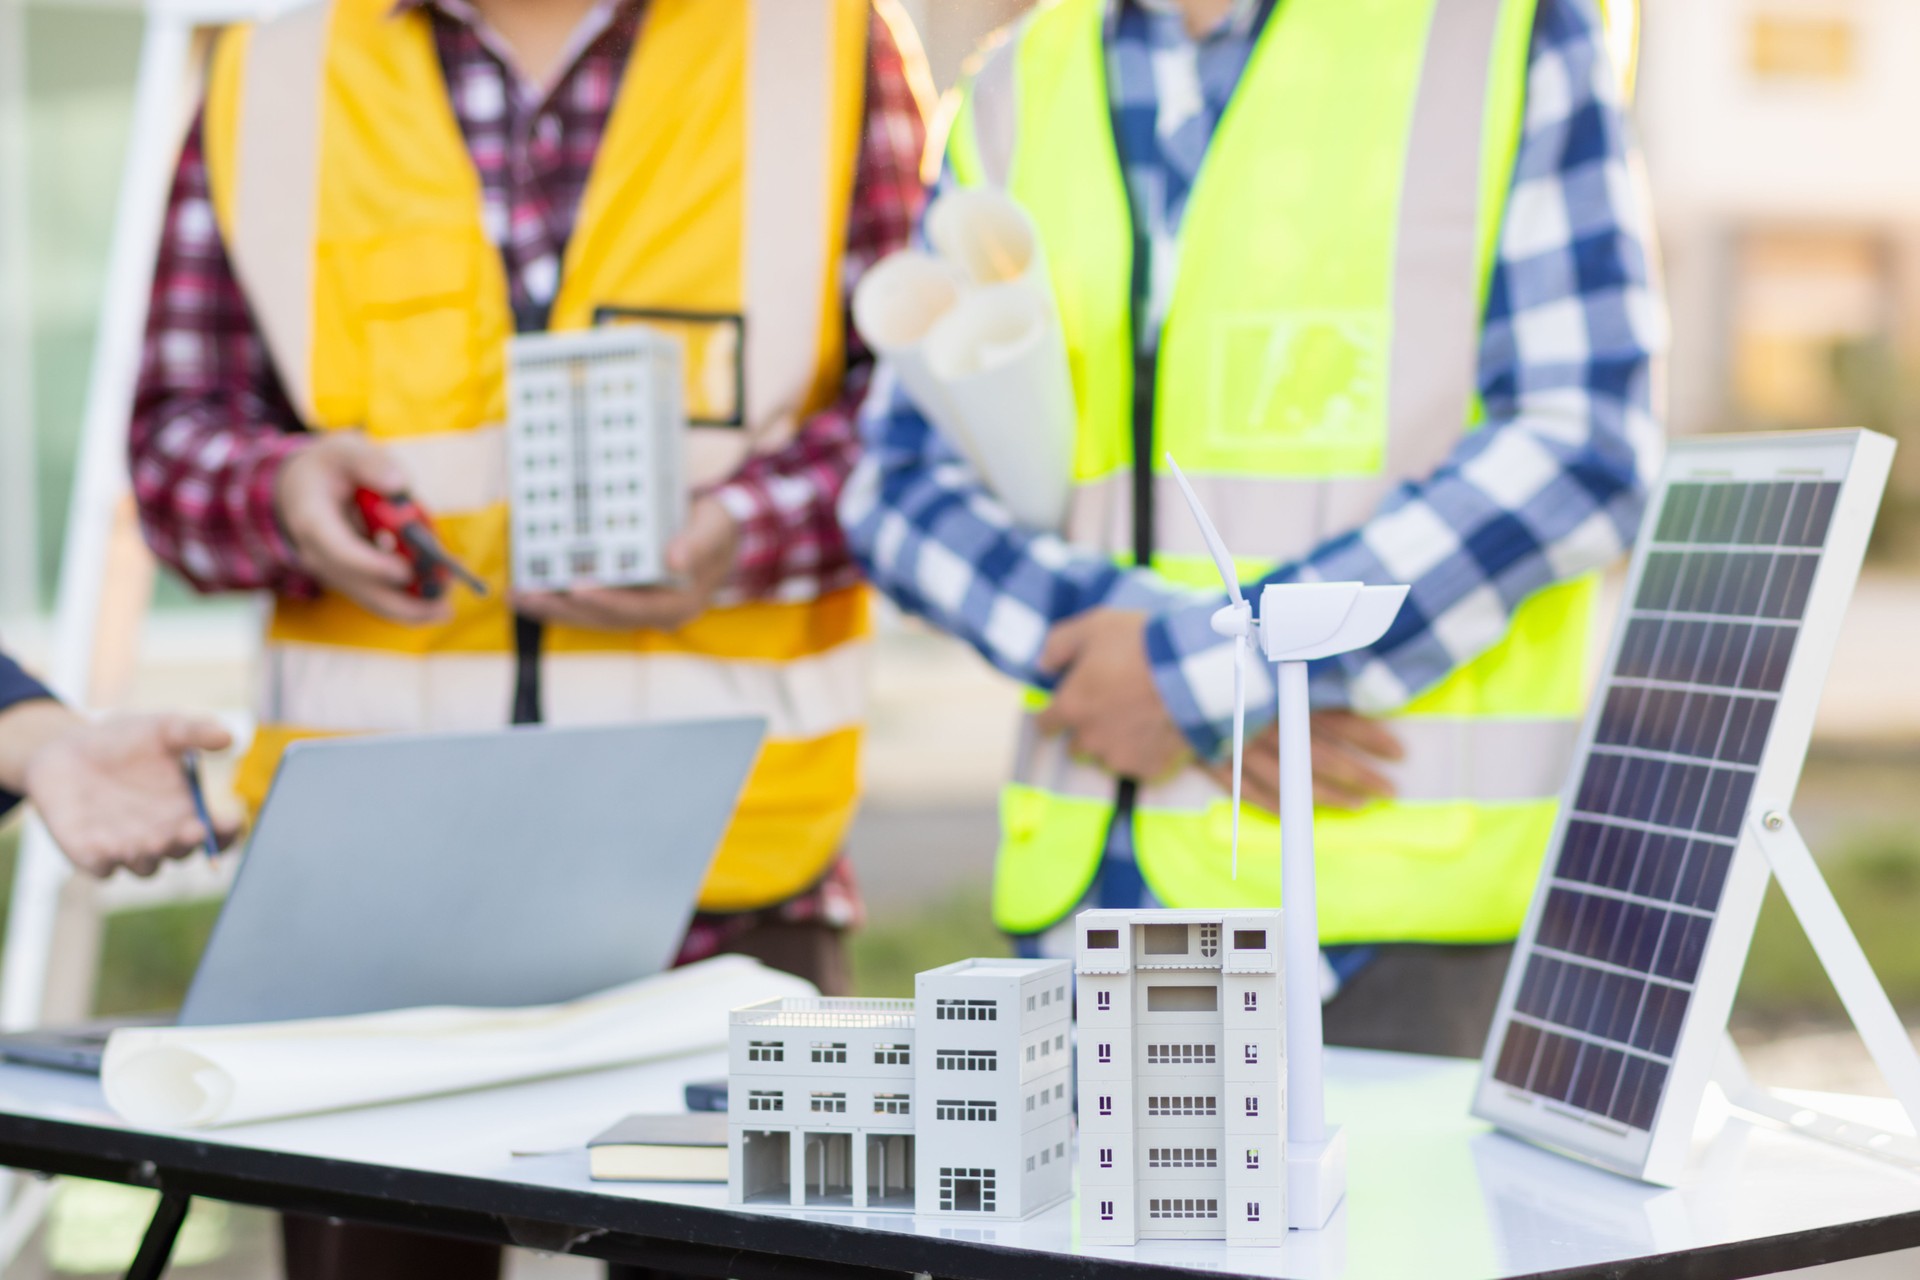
[842,0,1665,949]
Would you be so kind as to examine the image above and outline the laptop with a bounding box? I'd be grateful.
[0,717,765,1073]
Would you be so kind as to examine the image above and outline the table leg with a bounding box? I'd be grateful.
[123,1190,190,1280]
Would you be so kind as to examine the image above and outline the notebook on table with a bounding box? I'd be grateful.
[588,1112,728,1182]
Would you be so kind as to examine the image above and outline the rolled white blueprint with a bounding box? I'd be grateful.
[102,955,814,1130]
[853,189,1074,530]
[926,187,1041,287]
[851,250,969,444]
[924,276,1076,531]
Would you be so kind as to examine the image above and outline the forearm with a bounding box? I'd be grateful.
[1146,0,1664,759]
[131,395,314,594]
[711,387,866,602]
[130,112,315,596]
[843,373,1185,685]
[0,651,62,802]
[0,700,78,803]
[1305,0,1663,712]
[1148,390,1655,759]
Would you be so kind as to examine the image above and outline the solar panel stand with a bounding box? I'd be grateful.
[1714,807,1920,1169]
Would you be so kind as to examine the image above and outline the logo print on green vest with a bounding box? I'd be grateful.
[1208,311,1387,474]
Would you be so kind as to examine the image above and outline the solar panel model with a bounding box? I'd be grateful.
[1474,429,1913,1185]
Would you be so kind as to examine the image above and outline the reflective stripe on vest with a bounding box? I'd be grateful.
[1011,714,1580,810]
[205,0,874,912]
[956,0,1598,942]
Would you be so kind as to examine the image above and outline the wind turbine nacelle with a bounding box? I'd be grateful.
[1257,582,1410,663]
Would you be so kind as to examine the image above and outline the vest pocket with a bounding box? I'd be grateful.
[354,228,485,437]
[1200,309,1390,475]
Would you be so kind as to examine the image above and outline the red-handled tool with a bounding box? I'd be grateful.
[353,487,489,600]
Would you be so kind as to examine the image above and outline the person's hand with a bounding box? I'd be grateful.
[515,496,740,633]
[1205,711,1404,813]
[1035,609,1190,781]
[23,715,240,878]
[274,433,450,624]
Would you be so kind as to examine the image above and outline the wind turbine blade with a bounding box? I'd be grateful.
[1231,632,1244,880]
[1164,454,1244,606]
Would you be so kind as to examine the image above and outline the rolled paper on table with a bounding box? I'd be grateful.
[852,250,970,445]
[924,278,1075,532]
[101,954,815,1130]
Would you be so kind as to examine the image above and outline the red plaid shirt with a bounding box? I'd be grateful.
[130,0,927,948]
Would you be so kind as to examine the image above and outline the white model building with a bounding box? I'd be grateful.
[914,958,1073,1219]
[1075,908,1287,1246]
[506,326,686,592]
[727,957,1071,1219]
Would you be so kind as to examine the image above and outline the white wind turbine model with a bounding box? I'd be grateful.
[1166,454,1409,1231]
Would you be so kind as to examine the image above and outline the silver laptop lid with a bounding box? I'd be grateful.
[178,719,765,1027]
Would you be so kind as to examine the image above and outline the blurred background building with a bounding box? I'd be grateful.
[1639,0,1920,548]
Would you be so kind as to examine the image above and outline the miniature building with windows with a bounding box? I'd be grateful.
[727,957,1072,1220]
[1075,909,1287,1246]
[914,958,1074,1219]
[506,326,686,592]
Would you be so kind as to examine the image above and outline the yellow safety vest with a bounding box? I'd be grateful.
[952,0,1602,943]
[203,0,874,912]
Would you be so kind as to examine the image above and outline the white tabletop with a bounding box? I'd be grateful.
[0,1048,1916,1279]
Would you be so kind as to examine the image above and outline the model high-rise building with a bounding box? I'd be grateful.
[506,326,686,592]
[726,957,1071,1220]
[1075,909,1287,1245]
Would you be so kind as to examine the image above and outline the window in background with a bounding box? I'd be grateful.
[1748,10,1856,83]
[1730,229,1895,434]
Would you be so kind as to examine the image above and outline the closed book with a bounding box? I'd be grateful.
[587,1112,728,1183]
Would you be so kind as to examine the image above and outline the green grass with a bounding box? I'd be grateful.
[93,899,224,1017]
[1736,827,1920,1025]
[849,885,1010,997]
[0,825,223,1017]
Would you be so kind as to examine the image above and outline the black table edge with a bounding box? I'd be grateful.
[0,1108,1917,1280]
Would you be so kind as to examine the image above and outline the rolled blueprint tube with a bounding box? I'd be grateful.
[926,187,1040,286]
[925,277,1075,532]
[851,250,970,447]
[856,188,1076,531]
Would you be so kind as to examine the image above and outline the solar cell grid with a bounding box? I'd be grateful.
[1490,477,1838,1133]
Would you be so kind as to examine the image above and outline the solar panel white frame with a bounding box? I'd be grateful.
[1472,429,1895,1186]
[507,326,686,593]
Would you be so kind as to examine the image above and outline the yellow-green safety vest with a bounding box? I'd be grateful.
[204,0,876,912]
[951,0,1604,943]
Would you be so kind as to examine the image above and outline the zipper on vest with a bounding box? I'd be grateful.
[1104,40,1164,901]
[511,301,551,725]
[1107,230,1156,902]
[1119,198,1156,560]
[1087,0,1282,909]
